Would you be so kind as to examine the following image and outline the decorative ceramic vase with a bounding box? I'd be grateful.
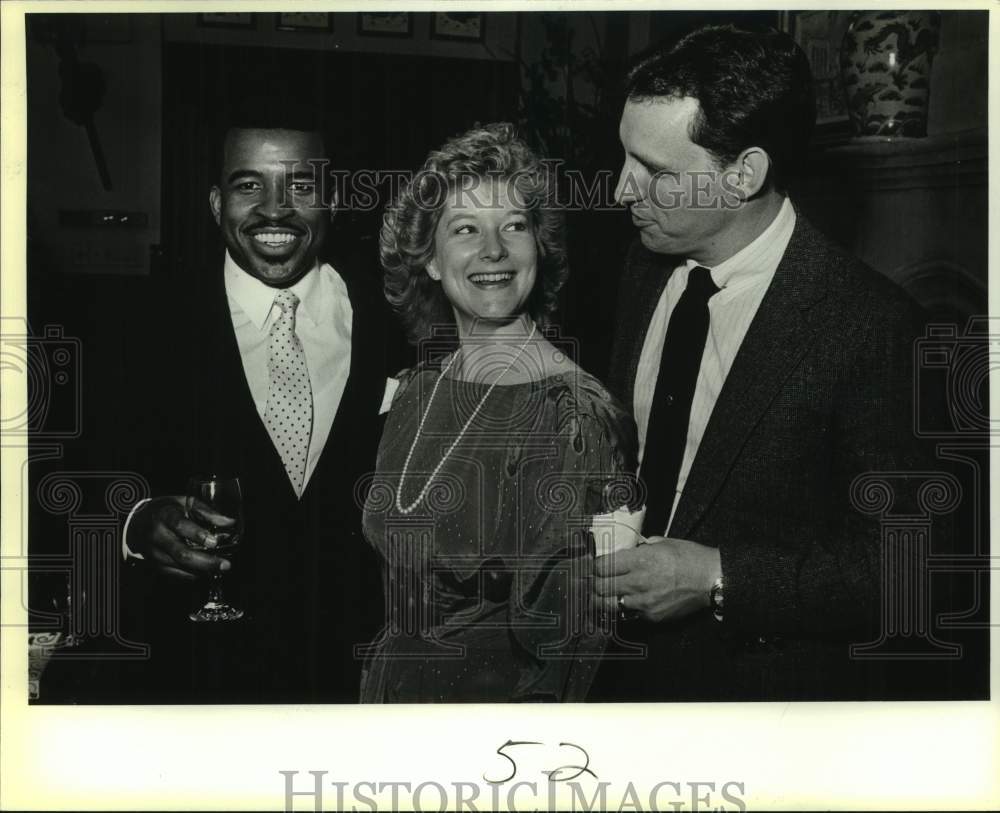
[840,10,941,138]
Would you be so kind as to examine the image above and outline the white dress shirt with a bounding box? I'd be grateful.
[223,251,352,487]
[635,197,796,534]
[123,253,356,556]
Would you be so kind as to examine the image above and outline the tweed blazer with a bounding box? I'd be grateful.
[599,213,942,700]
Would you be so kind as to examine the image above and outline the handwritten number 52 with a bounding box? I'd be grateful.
[483,740,596,784]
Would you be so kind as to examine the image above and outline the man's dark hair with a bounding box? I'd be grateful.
[210,95,333,185]
[625,24,816,190]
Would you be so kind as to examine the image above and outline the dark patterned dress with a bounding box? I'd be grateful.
[360,361,638,702]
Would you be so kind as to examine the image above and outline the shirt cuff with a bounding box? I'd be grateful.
[122,498,151,560]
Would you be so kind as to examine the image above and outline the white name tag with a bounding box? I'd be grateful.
[379,377,400,415]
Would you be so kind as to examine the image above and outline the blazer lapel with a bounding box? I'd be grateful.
[301,258,384,499]
[201,266,298,499]
[668,218,832,540]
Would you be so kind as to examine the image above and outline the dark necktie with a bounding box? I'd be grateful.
[640,265,719,537]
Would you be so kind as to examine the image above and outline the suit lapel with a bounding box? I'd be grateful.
[668,218,832,540]
[301,259,384,499]
[212,272,258,419]
[201,266,297,499]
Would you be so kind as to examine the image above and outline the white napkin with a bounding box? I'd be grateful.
[589,505,647,557]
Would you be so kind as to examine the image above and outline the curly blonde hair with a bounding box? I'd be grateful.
[380,123,568,344]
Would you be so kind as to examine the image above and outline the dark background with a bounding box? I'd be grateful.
[23,10,989,699]
[26,11,988,397]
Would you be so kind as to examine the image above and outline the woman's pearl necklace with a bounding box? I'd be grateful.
[395,322,538,515]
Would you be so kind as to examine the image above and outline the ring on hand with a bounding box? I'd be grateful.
[617,594,632,621]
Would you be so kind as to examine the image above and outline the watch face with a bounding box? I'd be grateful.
[710,578,724,621]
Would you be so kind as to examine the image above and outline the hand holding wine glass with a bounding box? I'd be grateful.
[185,475,244,622]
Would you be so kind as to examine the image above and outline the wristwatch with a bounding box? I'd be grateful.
[709,576,724,622]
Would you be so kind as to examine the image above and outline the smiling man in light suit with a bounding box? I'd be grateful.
[591,25,941,700]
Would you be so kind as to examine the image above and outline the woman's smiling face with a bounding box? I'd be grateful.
[427,176,538,333]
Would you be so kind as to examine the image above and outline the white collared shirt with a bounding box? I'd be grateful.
[223,251,352,488]
[634,197,797,534]
[123,253,395,557]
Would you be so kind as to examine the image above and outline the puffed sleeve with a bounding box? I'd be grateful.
[507,376,639,701]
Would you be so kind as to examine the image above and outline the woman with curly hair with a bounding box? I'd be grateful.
[360,123,638,702]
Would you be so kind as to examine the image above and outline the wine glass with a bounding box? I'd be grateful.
[185,475,244,622]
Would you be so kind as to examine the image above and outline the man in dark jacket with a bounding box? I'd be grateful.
[592,25,957,700]
[109,116,391,702]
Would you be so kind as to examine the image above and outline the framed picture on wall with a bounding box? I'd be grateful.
[431,12,485,42]
[357,12,412,38]
[780,10,852,137]
[196,12,255,30]
[275,12,332,33]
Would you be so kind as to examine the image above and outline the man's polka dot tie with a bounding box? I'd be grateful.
[264,289,313,498]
